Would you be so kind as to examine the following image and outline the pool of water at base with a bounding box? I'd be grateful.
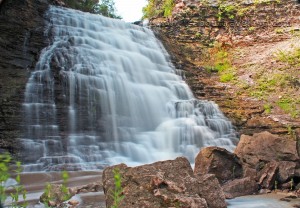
[228,193,300,208]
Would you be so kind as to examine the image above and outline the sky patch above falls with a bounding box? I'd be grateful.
[114,0,147,22]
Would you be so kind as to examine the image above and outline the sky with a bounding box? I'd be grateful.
[114,0,148,22]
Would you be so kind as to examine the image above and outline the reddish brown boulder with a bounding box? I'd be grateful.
[196,174,227,208]
[235,131,299,168]
[222,177,258,199]
[102,157,227,208]
[278,161,297,183]
[194,147,243,184]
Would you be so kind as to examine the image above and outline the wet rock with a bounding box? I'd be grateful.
[222,177,258,199]
[102,157,226,208]
[194,147,243,184]
[0,0,48,155]
[259,189,272,194]
[68,199,79,206]
[74,182,102,194]
[235,131,299,168]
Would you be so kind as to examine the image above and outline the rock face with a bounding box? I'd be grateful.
[150,0,300,137]
[102,157,227,208]
[235,131,299,167]
[195,131,300,198]
[234,131,300,189]
[194,146,243,184]
[0,0,49,154]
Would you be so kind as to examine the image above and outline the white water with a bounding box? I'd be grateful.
[20,6,237,171]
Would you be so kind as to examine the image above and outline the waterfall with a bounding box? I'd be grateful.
[20,6,237,171]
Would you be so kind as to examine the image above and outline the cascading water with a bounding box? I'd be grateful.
[20,6,238,171]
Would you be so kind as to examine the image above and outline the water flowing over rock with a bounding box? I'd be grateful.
[102,157,227,208]
[20,6,237,171]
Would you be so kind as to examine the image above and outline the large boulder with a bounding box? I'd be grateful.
[102,157,226,208]
[235,131,299,168]
[194,147,243,184]
[222,177,258,199]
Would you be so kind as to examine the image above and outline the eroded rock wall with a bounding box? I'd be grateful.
[151,0,300,135]
[0,0,49,154]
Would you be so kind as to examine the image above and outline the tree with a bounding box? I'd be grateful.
[96,0,121,18]
[63,0,121,18]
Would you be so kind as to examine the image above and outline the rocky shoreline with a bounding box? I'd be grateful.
[101,131,300,207]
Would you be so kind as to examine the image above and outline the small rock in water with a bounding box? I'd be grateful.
[68,199,80,206]
[259,189,271,194]
[280,197,291,202]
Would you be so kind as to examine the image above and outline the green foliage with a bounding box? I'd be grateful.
[263,104,272,114]
[162,0,175,17]
[110,168,124,208]
[42,171,71,207]
[220,72,234,82]
[61,171,70,201]
[287,125,297,140]
[275,47,300,66]
[0,153,27,207]
[277,97,299,118]
[10,162,28,208]
[0,153,11,206]
[274,180,278,191]
[63,0,121,18]
[143,0,175,19]
[203,43,236,82]
[217,1,237,21]
[290,178,294,190]
[43,183,53,203]
[143,0,161,19]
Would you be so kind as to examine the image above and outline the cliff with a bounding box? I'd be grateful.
[150,0,300,137]
[0,0,49,154]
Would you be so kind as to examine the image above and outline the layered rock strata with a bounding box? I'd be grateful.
[0,0,49,154]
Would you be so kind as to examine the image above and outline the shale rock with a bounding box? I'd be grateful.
[102,157,226,208]
[194,146,243,184]
[257,161,279,190]
[0,0,48,154]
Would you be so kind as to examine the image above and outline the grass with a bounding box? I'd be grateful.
[263,104,272,114]
[275,47,300,66]
[203,43,236,82]
[277,97,299,118]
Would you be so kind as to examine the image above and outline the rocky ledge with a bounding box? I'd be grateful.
[102,131,300,207]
